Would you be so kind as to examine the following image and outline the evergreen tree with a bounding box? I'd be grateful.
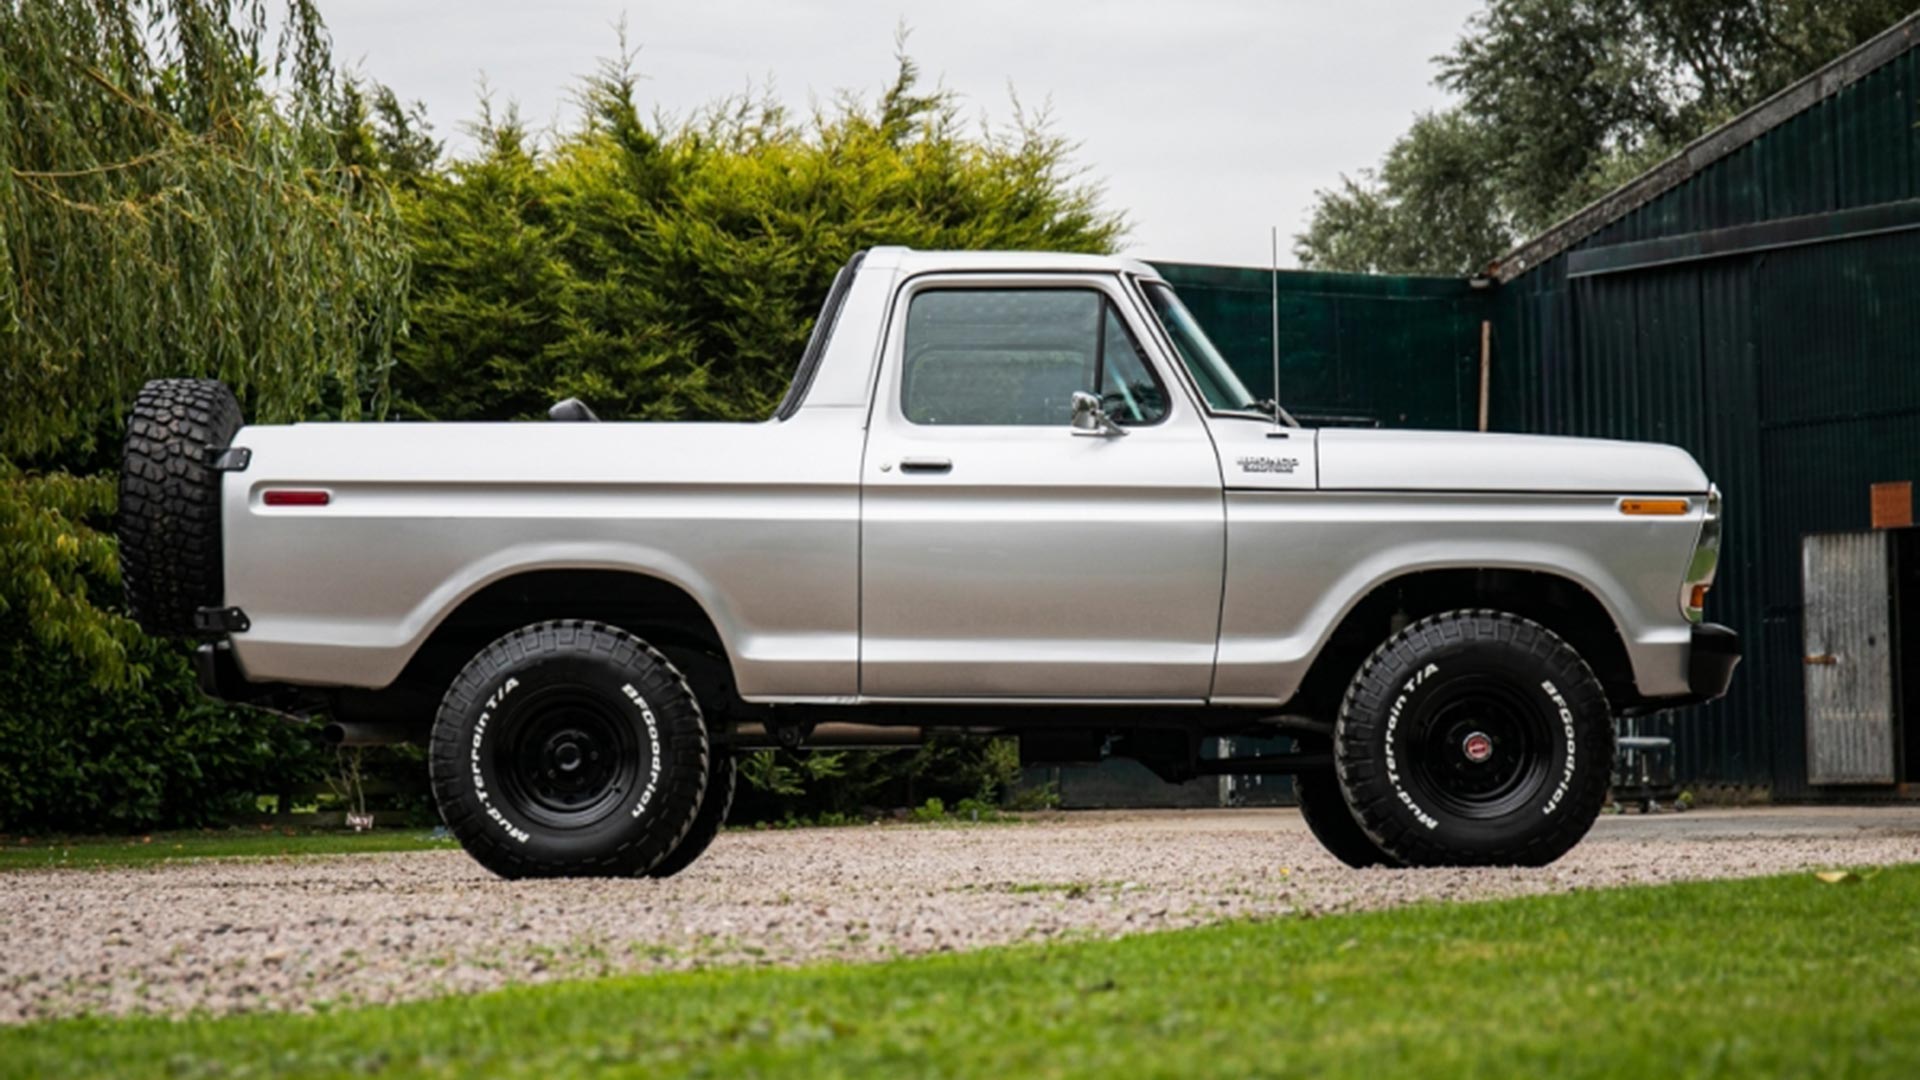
[395,45,1127,424]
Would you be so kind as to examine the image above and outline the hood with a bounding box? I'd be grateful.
[1317,429,1708,494]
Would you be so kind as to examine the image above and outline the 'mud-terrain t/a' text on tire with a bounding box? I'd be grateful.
[117,248,1742,876]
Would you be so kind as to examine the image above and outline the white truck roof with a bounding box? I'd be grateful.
[862,246,1164,281]
[794,244,1152,411]
[797,247,1166,415]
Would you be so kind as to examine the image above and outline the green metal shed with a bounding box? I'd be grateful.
[1487,12,1920,799]
[1157,11,1920,800]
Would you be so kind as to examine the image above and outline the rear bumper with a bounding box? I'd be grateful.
[194,641,248,701]
[194,641,324,717]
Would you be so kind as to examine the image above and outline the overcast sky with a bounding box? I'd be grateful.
[321,0,1483,268]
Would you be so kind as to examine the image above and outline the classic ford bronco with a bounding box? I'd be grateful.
[117,247,1739,876]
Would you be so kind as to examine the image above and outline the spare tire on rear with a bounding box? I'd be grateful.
[118,378,243,637]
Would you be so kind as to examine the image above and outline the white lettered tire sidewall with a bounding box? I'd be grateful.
[1334,611,1613,868]
[428,621,709,879]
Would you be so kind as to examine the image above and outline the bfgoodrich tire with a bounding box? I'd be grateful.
[1334,610,1613,868]
[646,751,737,878]
[428,621,709,879]
[118,378,243,637]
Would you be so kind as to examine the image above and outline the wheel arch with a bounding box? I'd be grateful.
[1287,566,1638,719]
[391,566,737,704]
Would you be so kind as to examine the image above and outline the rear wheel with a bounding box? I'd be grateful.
[428,620,709,878]
[646,751,737,878]
[1334,610,1613,867]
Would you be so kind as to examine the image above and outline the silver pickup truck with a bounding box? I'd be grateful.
[117,247,1739,877]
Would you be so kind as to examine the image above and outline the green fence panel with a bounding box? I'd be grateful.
[1155,262,1493,430]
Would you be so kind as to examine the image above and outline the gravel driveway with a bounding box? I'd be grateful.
[5,806,1917,1024]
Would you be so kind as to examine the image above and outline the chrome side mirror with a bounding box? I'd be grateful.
[1070,391,1129,438]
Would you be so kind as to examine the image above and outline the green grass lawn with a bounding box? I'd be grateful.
[0,827,456,871]
[7,865,1919,1079]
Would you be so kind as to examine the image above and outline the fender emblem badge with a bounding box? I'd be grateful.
[1236,456,1298,474]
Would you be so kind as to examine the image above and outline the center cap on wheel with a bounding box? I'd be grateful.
[1461,731,1494,764]
[555,741,583,771]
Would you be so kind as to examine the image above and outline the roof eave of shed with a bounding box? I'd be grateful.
[1489,10,1920,283]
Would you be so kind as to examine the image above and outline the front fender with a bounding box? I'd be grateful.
[1211,491,1703,703]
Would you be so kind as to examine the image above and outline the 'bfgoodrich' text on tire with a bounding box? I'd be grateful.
[118,378,243,637]
[428,620,709,879]
[1334,610,1613,868]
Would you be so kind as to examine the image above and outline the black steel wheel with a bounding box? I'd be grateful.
[1400,676,1555,820]
[494,685,646,830]
[428,620,709,878]
[1334,610,1614,867]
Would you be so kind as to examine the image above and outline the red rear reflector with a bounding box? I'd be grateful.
[263,490,330,507]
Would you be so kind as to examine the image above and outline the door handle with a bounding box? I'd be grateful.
[899,456,953,474]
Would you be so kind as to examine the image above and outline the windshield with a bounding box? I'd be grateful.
[1139,282,1269,418]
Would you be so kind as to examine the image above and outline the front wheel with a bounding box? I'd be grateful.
[427,620,710,879]
[1334,610,1613,867]
[1294,766,1399,869]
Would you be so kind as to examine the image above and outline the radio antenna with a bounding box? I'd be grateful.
[1269,225,1282,430]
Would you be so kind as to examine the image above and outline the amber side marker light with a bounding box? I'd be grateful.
[263,490,331,507]
[1690,584,1711,610]
[1620,498,1690,516]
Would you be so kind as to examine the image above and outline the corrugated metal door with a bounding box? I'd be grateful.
[1802,531,1897,784]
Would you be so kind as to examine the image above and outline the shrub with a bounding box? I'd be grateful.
[0,627,329,833]
[731,735,1028,825]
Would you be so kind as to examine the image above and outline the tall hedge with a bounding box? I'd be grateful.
[394,50,1125,424]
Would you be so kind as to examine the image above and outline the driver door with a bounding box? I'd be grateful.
[858,276,1226,699]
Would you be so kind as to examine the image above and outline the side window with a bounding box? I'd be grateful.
[901,288,1168,426]
[1098,304,1167,425]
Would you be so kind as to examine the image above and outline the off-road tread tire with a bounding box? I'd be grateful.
[1294,767,1399,868]
[428,620,709,879]
[118,378,243,637]
[646,751,737,878]
[1334,609,1613,868]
